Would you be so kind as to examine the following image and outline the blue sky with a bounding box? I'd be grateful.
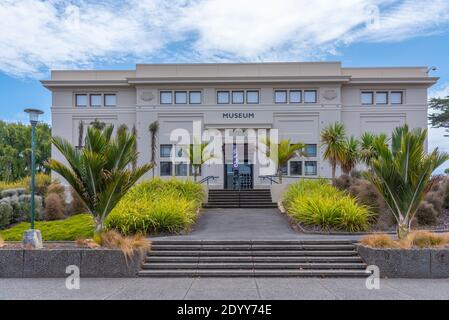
[1,0,449,170]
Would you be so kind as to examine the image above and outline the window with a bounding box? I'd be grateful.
[217,91,230,104]
[304,90,317,103]
[189,91,202,104]
[376,91,388,105]
[290,161,302,176]
[160,91,173,104]
[160,144,172,158]
[290,90,302,103]
[275,90,287,104]
[246,91,259,104]
[75,94,87,107]
[361,91,374,105]
[160,162,172,176]
[175,163,188,176]
[175,145,187,158]
[305,161,317,176]
[104,94,116,106]
[175,91,188,104]
[304,144,317,157]
[391,91,403,104]
[90,94,102,107]
[232,91,244,104]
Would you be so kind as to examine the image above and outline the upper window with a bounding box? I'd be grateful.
[304,90,317,103]
[160,144,172,158]
[90,94,102,107]
[304,144,317,157]
[376,92,388,105]
[217,91,230,104]
[391,91,403,104]
[160,91,173,104]
[175,91,188,104]
[246,91,259,104]
[290,90,302,103]
[104,94,116,107]
[361,91,374,105]
[75,94,87,107]
[189,91,202,104]
[232,91,245,104]
[275,90,287,104]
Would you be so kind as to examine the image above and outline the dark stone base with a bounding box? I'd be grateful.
[357,245,449,278]
[0,248,145,278]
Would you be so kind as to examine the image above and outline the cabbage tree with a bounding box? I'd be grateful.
[321,122,345,181]
[364,125,448,239]
[47,125,153,236]
[186,140,215,182]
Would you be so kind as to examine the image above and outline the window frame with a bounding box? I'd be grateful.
[290,161,303,176]
[160,161,173,176]
[304,144,317,157]
[246,90,260,104]
[217,91,230,104]
[160,144,172,158]
[304,161,318,176]
[303,90,317,103]
[160,91,173,104]
[361,91,374,105]
[289,90,302,104]
[232,90,245,104]
[174,91,188,104]
[189,91,202,104]
[175,162,188,177]
[89,94,102,107]
[375,91,389,105]
[104,94,117,107]
[75,94,88,107]
[390,91,403,105]
[274,90,288,104]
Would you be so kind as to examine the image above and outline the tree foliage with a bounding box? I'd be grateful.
[0,120,51,181]
[429,96,449,133]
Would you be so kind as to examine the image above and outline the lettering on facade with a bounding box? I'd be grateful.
[222,112,255,119]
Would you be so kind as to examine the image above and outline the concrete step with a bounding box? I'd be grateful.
[150,240,356,245]
[150,244,356,251]
[147,250,358,257]
[146,256,364,263]
[138,269,369,277]
[142,262,367,270]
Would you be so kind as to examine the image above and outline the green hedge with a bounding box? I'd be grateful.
[283,179,372,232]
[105,178,204,235]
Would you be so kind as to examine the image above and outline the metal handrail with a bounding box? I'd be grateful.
[259,175,331,185]
[199,176,219,185]
[259,175,279,185]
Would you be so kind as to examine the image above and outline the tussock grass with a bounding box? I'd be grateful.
[361,231,449,249]
[360,234,399,248]
[100,230,151,260]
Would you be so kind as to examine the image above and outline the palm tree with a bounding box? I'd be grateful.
[340,136,359,175]
[359,132,388,168]
[90,118,106,131]
[149,121,159,178]
[186,140,215,182]
[364,125,448,239]
[261,138,306,184]
[46,125,153,237]
[321,122,346,181]
[77,120,84,149]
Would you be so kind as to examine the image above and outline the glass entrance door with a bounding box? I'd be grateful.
[224,144,253,190]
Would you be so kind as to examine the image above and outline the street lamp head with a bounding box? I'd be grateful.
[24,108,44,125]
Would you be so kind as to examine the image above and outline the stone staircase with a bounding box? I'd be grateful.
[203,189,278,208]
[139,240,368,277]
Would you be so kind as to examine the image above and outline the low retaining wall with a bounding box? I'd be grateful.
[0,248,145,278]
[357,245,449,278]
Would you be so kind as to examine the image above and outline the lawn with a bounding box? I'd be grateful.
[0,214,93,241]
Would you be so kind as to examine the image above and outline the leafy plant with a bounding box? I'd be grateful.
[359,132,389,168]
[186,140,215,182]
[320,122,346,181]
[340,136,359,174]
[44,193,65,221]
[364,125,449,239]
[260,138,306,183]
[0,203,13,229]
[46,125,153,236]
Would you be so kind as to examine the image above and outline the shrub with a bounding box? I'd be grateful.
[360,234,398,248]
[46,182,66,201]
[333,174,353,190]
[284,179,372,232]
[415,201,438,225]
[404,231,449,248]
[44,193,65,221]
[100,230,151,260]
[105,179,203,235]
[0,203,13,229]
[68,188,86,215]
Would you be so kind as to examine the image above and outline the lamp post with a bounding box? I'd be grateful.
[23,108,44,249]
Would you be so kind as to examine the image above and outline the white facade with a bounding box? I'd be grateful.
[42,62,437,190]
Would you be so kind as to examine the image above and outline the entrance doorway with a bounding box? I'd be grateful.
[223,143,253,190]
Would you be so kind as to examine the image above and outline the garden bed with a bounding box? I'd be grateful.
[0,242,146,278]
[357,245,449,278]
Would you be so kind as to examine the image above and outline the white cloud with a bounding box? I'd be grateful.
[0,0,449,77]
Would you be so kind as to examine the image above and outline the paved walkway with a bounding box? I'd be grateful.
[1,277,449,300]
[151,208,362,241]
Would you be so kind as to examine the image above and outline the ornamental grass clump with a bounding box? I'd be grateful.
[106,179,203,235]
[360,234,399,248]
[283,179,372,232]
